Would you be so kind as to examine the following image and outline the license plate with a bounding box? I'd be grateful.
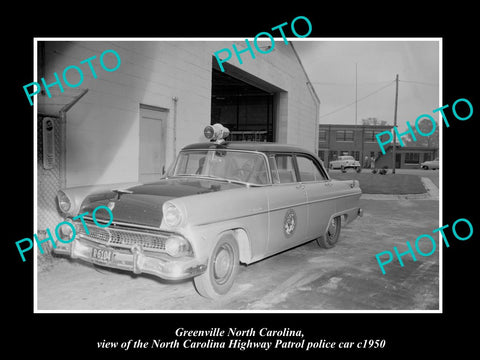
[91,248,112,263]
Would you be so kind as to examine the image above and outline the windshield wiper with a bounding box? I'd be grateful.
[196,175,249,186]
[172,174,250,186]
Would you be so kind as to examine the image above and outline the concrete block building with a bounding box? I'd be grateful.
[35,40,320,232]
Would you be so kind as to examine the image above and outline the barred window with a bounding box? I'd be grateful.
[318,130,327,142]
[336,130,354,141]
[365,130,387,142]
[405,152,420,164]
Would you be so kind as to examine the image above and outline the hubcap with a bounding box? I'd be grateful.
[213,245,233,284]
[327,218,338,241]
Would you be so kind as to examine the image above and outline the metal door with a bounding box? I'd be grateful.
[265,154,308,254]
[139,105,168,183]
[265,184,308,254]
[396,153,402,168]
[294,154,337,240]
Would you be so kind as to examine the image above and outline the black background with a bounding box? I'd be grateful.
[6,4,477,357]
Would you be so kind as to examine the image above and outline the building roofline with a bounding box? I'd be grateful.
[319,124,393,129]
[383,144,439,151]
[290,42,320,105]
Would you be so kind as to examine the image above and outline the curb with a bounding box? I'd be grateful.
[360,177,439,201]
[360,193,430,200]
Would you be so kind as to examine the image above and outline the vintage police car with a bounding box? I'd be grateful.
[54,124,363,299]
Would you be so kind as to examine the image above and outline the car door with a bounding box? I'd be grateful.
[295,154,341,240]
[265,153,308,255]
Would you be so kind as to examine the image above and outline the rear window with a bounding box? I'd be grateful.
[296,156,327,182]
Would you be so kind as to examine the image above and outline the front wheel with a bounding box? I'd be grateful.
[194,233,239,299]
[317,216,342,249]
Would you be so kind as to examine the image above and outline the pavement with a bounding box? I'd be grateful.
[36,171,440,312]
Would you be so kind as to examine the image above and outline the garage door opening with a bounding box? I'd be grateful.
[211,68,277,142]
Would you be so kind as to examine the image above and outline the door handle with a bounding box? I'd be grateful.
[296,183,305,190]
[325,182,333,186]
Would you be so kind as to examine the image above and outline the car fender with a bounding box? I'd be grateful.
[323,207,361,238]
[209,228,252,264]
[58,181,140,217]
[181,221,257,266]
[163,186,269,264]
[325,180,362,231]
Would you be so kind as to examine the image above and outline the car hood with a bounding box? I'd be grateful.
[82,177,243,228]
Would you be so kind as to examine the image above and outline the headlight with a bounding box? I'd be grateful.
[165,236,192,257]
[57,190,71,213]
[163,202,183,228]
[56,221,76,243]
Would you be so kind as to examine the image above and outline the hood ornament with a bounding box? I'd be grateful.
[107,201,116,210]
[113,188,133,200]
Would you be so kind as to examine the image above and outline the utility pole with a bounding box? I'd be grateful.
[355,63,358,126]
[392,74,399,174]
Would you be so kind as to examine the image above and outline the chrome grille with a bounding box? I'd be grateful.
[77,222,168,252]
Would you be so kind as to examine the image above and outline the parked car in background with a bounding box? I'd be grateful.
[421,157,439,170]
[54,124,363,299]
[329,155,361,172]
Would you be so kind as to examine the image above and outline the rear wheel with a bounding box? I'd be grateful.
[317,216,341,249]
[194,233,239,299]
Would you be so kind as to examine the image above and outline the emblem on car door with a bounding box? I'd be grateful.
[284,208,297,238]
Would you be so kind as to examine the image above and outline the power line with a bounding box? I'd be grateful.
[319,80,395,119]
[311,80,393,86]
[399,79,438,87]
[312,79,437,87]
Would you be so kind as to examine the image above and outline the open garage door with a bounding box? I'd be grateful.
[211,68,278,142]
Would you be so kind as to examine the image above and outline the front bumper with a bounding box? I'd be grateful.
[54,238,207,281]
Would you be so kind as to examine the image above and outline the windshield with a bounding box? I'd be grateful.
[170,150,269,185]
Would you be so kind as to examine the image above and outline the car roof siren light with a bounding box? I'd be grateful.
[204,123,230,144]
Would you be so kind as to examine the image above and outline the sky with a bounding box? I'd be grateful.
[293,39,440,131]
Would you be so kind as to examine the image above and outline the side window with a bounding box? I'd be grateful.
[271,154,297,184]
[268,156,280,184]
[296,155,327,182]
